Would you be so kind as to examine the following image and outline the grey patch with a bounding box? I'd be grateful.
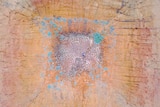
[54,33,102,76]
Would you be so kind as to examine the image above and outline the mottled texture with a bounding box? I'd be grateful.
[55,33,101,76]
[0,0,160,107]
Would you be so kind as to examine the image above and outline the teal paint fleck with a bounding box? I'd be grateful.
[54,31,59,36]
[47,32,52,37]
[58,27,62,31]
[59,35,65,40]
[100,21,109,25]
[93,32,104,44]
[96,74,100,78]
[59,71,64,75]
[48,83,60,90]
[110,26,114,34]
[48,51,52,56]
[47,52,52,62]
[56,75,59,81]
[50,21,57,28]
[60,18,66,22]
[43,17,49,20]
[89,72,94,80]
[104,67,108,71]
[94,20,109,25]
[56,66,61,70]
[55,17,61,21]
[68,19,72,26]
[47,84,52,89]
[94,20,98,24]
[41,21,46,26]
[55,17,66,22]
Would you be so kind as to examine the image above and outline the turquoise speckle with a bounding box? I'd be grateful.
[110,26,114,34]
[89,72,94,80]
[56,66,61,70]
[54,31,59,36]
[56,75,59,81]
[48,51,52,57]
[59,35,65,40]
[94,20,98,24]
[104,67,108,71]
[93,32,104,44]
[43,17,49,20]
[56,17,61,21]
[68,19,72,26]
[50,21,57,28]
[61,18,66,22]
[47,51,53,63]
[41,21,46,26]
[48,83,59,90]
[100,21,109,25]
[55,17,66,22]
[58,27,62,31]
[48,32,52,37]
[96,74,100,78]
[59,71,64,75]
[47,84,52,89]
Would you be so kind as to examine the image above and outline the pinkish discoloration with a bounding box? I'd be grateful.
[55,33,101,76]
